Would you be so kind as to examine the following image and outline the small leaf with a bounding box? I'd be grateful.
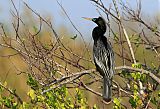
[70,34,77,40]
[140,74,146,82]
[129,97,137,108]
[27,89,36,100]
[113,98,121,106]
[158,92,160,97]
[151,97,158,105]
[27,74,39,90]
[13,102,18,109]
[93,104,98,109]
[3,81,7,87]
[2,97,11,108]
[132,63,142,69]
[133,84,138,90]
[137,99,142,106]
[33,26,38,33]
[136,72,141,79]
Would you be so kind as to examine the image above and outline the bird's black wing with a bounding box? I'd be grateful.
[93,36,114,79]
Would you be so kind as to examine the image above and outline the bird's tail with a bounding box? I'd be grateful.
[103,77,112,102]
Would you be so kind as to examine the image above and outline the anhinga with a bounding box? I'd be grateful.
[83,17,115,102]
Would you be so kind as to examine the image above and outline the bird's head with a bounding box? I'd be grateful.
[82,17,106,27]
[82,17,106,33]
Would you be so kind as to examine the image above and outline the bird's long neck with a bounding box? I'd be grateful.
[92,26,106,42]
[99,23,106,33]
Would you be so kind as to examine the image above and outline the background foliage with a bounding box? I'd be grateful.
[0,0,160,109]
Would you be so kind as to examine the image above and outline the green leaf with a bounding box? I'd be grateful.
[12,102,18,109]
[0,86,3,93]
[33,26,38,33]
[133,84,138,90]
[129,97,137,108]
[120,69,130,78]
[93,104,98,109]
[27,89,36,100]
[131,72,136,79]
[151,97,158,105]
[70,34,77,40]
[152,26,158,32]
[113,98,121,106]
[140,74,146,82]
[2,97,11,108]
[113,98,122,109]
[136,72,141,79]
[158,92,160,97]
[27,74,39,90]
[132,63,142,69]
[21,102,31,109]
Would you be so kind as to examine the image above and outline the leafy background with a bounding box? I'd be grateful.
[0,0,160,109]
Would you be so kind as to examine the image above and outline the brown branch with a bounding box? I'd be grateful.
[116,66,160,84]
[41,69,95,94]
[112,0,136,64]
[41,64,160,97]
[56,0,92,63]
[81,82,102,97]
[10,0,20,40]
[90,0,119,21]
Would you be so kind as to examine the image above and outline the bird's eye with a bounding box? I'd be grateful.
[92,18,97,22]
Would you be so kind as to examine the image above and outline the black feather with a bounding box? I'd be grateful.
[91,17,115,102]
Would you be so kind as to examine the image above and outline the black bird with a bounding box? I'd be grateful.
[83,17,115,102]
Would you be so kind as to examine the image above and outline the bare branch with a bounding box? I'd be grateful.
[116,66,160,84]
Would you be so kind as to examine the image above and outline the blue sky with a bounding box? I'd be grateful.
[0,0,159,37]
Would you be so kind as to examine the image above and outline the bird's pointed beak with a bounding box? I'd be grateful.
[82,17,92,21]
